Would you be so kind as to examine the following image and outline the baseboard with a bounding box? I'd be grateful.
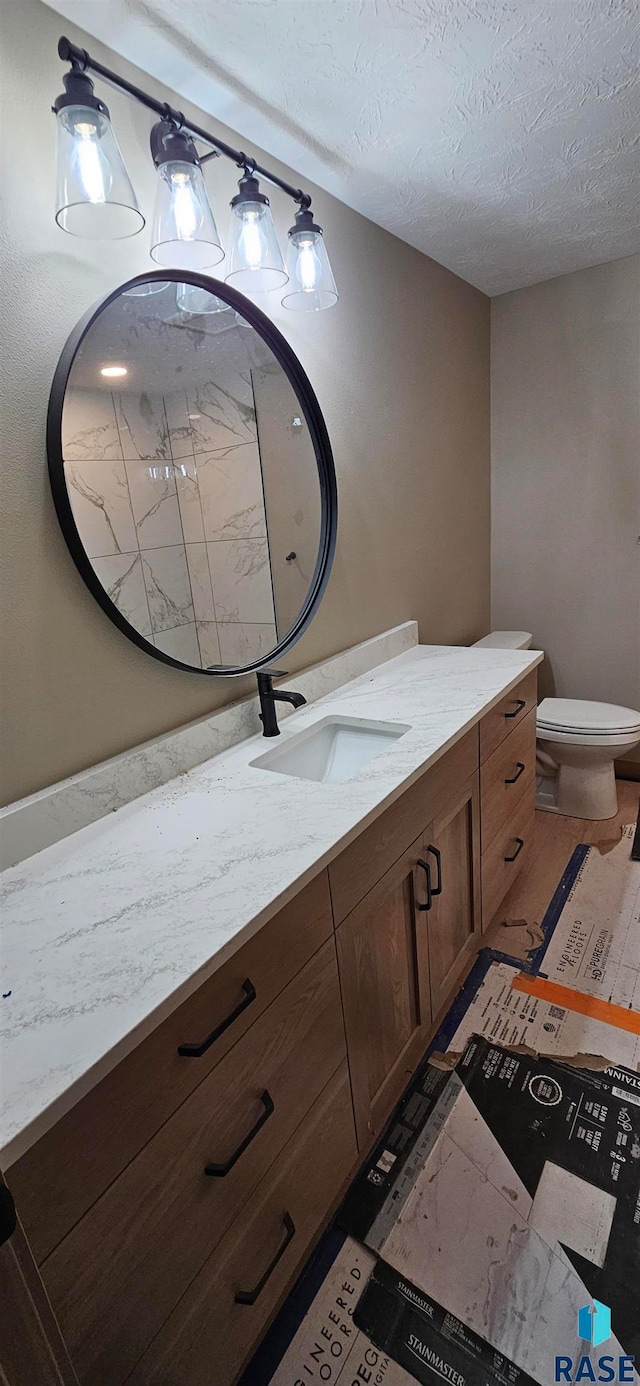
[615,759,640,782]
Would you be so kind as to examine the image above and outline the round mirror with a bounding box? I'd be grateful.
[47,272,337,674]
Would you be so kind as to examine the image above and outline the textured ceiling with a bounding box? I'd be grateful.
[44,0,640,294]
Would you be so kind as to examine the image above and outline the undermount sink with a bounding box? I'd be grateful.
[250,715,410,784]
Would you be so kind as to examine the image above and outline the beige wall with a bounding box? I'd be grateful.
[491,256,640,733]
[0,0,490,806]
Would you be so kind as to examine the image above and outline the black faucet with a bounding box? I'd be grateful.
[256,670,306,737]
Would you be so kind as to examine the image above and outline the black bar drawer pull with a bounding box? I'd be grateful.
[504,698,526,720]
[417,858,432,912]
[505,761,525,785]
[235,1213,296,1305]
[205,1090,274,1177]
[504,837,524,863]
[178,978,256,1058]
[426,844,442,895]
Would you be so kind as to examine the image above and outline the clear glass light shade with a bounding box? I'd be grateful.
[225,200,287,292]
[282,229,338,311]
[150,160,223,269]
[123,279,171,297]
[175,282,229,315]
[55,105,144,239]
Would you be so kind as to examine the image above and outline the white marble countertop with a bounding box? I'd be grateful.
[0,643,541,1167]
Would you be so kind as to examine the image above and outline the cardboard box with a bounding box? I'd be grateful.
[340,1038,640,1381]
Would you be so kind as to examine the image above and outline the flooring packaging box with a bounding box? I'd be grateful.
[340,1037,640,1383]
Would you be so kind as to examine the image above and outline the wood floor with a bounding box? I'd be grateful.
[485,778,640,958]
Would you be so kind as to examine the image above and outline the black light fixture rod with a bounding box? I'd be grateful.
[57,36,312,207]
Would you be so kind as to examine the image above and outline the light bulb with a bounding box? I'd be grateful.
[295,235,323,291]
[70,118,112,204]
[237,210,266,268]
[169,169,198,242]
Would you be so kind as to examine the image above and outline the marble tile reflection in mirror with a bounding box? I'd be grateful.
[61,284,321,669]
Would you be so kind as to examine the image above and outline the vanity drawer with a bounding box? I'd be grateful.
[329,728,477,924]
[481,790,536,925]
[129,1062,357,1386]
[11,871,333,1266]
[480,709,536,850]
[40,938,346,1386]
[479,670,537,763]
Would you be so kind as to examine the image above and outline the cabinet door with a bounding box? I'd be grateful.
[0,1176,78,1386]
[423,776,481,1019]
[336,835,432,1148]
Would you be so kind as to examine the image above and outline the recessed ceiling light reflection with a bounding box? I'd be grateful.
[100,365,127,377]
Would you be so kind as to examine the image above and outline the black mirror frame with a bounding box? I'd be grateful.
[47,270,338,677]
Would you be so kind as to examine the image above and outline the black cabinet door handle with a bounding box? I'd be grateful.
[234,1213,296,1305]
[416,859,433,912]
[204,1090,274,1177]
[504,837,524,863]
[178,979,256,1058]
[504,761,525,785]
[504,698,526,720]
[426,844,442,895]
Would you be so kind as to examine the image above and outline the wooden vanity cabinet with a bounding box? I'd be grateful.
[6,669,537,1385]
[480,696,537,927]
[333,672,536,1149]
[10,873,334,1268]
[336,774,481,1147]
[129,1064,357,1386]
[38,940,347,1386]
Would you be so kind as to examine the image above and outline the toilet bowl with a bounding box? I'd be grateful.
[472,633,640,821]
[536,699,640,820]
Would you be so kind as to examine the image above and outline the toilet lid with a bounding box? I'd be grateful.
[538,698,640,735]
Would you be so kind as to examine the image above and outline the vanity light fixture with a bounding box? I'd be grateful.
[52,37,338,310]
[100,365,128,377]
[53,66,143,239]
[225,169,288,293]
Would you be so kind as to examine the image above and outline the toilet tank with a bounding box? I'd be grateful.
[472,631,533,650]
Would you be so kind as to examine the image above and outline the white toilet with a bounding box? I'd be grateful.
[536,699,640,819]
[472,632,640,820]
